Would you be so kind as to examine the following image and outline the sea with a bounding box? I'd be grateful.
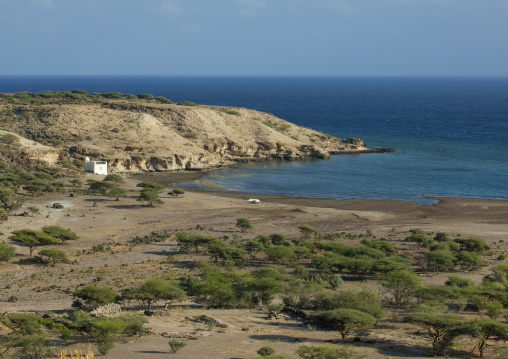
[1,76,507,205]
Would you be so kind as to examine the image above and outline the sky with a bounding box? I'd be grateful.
[0,0,507,76]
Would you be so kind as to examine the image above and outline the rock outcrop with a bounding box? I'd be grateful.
[0,100,390,172]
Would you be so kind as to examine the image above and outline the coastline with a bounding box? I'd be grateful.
[128,170,508,217]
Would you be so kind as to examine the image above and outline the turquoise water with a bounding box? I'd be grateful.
[1,76,507,204]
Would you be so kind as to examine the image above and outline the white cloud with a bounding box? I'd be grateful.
[159,0,181,14]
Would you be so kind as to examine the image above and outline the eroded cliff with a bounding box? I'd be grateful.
[0,99,387,172]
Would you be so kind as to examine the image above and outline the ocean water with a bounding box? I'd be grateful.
[1,76,507,204]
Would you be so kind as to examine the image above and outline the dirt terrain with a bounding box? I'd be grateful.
[1,171,508,358]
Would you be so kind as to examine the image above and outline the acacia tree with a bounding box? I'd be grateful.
[73,285,118,310]
[442,320,508,358]
[38,249,68,264]
[91,317,126,355]
[9,229,59,257]
[236,218,252,232]
[137,189,164,207]
[0,241,16,262]
[108,187,128,201]
[406,233,433,249]
[2,313,53,359]
[425,249,456,272]
[136,182,165,191]
[298,224,319,239]
[315,308,376,339]
[407,305,465,353]
[380,269,422,306]
[134,278,186,311]
[42,225,79,244]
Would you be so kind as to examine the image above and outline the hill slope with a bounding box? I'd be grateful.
[0,97,387,172]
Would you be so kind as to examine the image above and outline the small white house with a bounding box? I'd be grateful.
[84,157,108,175]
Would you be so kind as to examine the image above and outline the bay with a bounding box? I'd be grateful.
[1,76,507,204]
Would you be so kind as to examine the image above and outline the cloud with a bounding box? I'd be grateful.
[159,0,181,14]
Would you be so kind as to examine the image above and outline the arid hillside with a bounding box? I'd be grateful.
[0,94,390,172]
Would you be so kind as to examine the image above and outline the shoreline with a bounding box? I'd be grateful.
[128,171,508,215]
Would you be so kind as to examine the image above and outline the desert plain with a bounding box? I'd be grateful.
[0,169,507,359]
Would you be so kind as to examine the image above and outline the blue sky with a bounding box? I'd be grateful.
[1,0,507,76]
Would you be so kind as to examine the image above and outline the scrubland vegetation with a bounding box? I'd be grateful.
[0,101,506,358]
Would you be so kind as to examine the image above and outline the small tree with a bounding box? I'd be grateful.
[9,229,59,257]
[454,237,490,253]
[38,249,68,264]
[169,188,185,197]
[247,277,283,306]
[137,189,164,207]
[73,285,118,310]
[434,232,450,242]
[406,233,433,249]
[137,278,186,311]
[380,269,422,306]
[108,187,128,201]
[236,218,252,232]
[315,309,376,339]
[91,317,126,355]
[407,304,465,353]
[136,182,165,191]
[88,180,116,195]
[298,224,319,239]
[455,250,484,271]
[443,320,508,358]
[42,225,79,245]
[103,174,125,183]
[266,246,297,265]
[0,241,16,262]
[168,339,187,353]
[425,249,456,272]
[258,346,276,356]
[269,233,288,245]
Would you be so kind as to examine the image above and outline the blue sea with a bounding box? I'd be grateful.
[1,76,507,204]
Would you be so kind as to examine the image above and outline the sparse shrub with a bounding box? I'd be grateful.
[177,101,198,106]
[297,344,362,359]
[169,339,187,353]
[258,346,276,356]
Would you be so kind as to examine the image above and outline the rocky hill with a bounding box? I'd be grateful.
[0,94,391,172]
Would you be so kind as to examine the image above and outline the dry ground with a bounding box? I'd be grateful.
[1,172,508,358]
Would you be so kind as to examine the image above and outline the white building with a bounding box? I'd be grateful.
[84,157,108,175]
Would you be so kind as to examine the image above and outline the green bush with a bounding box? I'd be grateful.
[169,339,187,353]
[154,96,172,104]
[297,344,361,359]
[226,110,241,116]
[258,346,276,356]
[314,308,376,339]
[103,173,125,183]
[177,101,198,106]
[0,241,16,262]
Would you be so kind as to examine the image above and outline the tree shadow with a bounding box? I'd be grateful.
[248,334,311,343]
[136,350,169,354]
[104,204,141,210]
[369,338,430,357]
